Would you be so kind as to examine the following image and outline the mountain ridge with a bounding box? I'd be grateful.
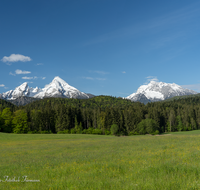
[0,76,92,101]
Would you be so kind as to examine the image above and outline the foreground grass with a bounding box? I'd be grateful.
[1,132,200,189]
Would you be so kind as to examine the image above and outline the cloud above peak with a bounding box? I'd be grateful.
[83,77,106,81]
[1,54,32,63]
[15,69,31,75]
[21,76,45,80]
[145,76,159,84]
[89,70,109,75]
[9,69,31,76]
[22,76,33,80]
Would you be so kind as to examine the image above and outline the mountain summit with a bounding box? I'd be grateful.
[34,76,89,99]
[126,81,198,103]
[0,76,89,100]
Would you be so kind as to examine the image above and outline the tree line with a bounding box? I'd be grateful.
[1,95,200,135]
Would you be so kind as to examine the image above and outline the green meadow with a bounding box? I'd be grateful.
[1,132,200,189]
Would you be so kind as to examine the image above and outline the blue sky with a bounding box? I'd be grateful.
[1,0,200,97]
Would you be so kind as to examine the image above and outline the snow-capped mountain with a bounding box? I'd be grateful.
[0,82,41,100]
[0,76,90,100]
[127,81,198,103]
[34,76,89,99]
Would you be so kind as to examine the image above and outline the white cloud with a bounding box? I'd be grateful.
[15,69,31,75]
[122,71,126,74]
[9,72,15,76]
[89,70,109,75]
[145,76,159,84]
[37,63,43,65]
[83,77,94,80]
[1,54,32,63]
[0,84,5,87]
[22,77,33,80]
[21,76,45,80]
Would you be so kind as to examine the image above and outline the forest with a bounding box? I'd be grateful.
[1,95,200,135]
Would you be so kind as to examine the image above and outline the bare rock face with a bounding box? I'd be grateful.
[8,96,40,106]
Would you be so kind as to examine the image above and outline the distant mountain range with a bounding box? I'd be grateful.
[126,81,198,103]
[0,77,198,105]
[0,76,94,101]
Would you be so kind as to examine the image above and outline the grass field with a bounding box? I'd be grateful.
[1,131,200,189]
